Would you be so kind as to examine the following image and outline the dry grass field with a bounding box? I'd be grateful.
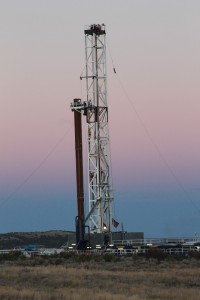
[0,255,200,300]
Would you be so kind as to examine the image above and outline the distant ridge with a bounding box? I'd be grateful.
[0,230,74,250]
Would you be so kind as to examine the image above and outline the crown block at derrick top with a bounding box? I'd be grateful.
[85,24,106,36]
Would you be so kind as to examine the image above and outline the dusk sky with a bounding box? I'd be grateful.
[0,0,200,237]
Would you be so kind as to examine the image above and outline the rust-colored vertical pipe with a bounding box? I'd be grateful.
[73,99,85,239]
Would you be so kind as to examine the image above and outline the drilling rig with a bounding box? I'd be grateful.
[71,24,114,249]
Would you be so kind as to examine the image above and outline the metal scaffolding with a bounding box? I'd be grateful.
[71,24,113,236]
[83,24,113,234]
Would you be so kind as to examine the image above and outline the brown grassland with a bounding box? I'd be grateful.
[0,252,200,299]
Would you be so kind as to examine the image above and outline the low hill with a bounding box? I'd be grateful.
[0,230,74,249]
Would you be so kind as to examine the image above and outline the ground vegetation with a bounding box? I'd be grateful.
[0,252,200,299]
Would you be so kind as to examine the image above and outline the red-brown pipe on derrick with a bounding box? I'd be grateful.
[73,99,85,244]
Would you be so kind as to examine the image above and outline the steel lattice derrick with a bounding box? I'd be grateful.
[83,24,113,234]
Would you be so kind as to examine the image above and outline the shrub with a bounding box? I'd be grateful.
[60,251,76,259]
[77,254,93,262]
[103,253,113,262]
[145,249,167,261]
[0,251,22,261]
[188,251,200,259]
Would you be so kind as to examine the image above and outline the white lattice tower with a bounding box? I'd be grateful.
[82,24,113,234]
